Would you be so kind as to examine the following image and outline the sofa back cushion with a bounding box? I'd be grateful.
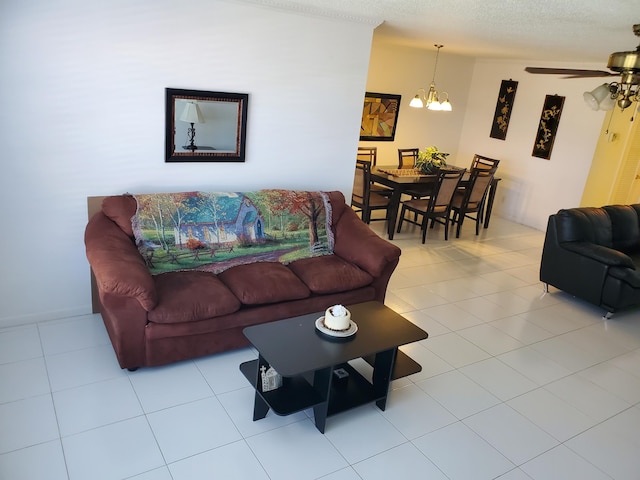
[555,207,613,247]
[603,205,640,253]
[555,204,640,252]
[327,191,347,227]
[287,255,373,294]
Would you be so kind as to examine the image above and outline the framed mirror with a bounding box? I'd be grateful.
[165,88,249,162]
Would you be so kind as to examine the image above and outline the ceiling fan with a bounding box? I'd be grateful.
[525,24,640,111]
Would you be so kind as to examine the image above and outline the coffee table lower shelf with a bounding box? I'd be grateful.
[240,349,422,427]
[240,360,325,416]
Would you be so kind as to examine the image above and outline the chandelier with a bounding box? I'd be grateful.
[409,44,452,112]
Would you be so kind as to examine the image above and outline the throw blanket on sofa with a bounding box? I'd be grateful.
[131,190,334,275]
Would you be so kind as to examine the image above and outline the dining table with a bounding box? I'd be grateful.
[370,165,502,240]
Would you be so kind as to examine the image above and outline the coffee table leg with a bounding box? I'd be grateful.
[312,367,332,433]
[253,393,269,421]
[251,354,270,421]
[373,348,397,411]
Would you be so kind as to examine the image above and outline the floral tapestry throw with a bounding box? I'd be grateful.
[131,190,334,275]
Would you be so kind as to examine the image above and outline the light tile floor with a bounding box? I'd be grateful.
[1,216,640,479]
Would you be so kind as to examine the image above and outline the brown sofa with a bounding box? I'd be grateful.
[85,191,401,370]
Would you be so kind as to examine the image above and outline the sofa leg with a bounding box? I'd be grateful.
[127,367,139,372]
[542,283,549,294]
[603,311,614,320]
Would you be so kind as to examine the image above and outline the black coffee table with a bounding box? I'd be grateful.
[239,301,428,433]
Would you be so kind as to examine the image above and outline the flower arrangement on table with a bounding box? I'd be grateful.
[416,146,449,174]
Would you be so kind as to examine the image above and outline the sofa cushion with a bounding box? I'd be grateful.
[218,262,310,305]
[288,255,373,294]
[102,195,137,237]
[608,266,640,288]
[148,271,241,323]
[556,207,613,247]
[603,204,640,253]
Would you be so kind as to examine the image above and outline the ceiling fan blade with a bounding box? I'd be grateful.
[524,67,617,78]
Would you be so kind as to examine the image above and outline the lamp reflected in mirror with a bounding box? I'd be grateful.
[180,101,205,151]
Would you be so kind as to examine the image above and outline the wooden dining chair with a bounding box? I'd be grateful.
[470,154,500,173]
[358,146,392,196]
[357,146,377,165]
[351,159,391,224]
[397,147,432,202]
[449,168,495,237]
[396,168,465,243]
[398,148,419,169]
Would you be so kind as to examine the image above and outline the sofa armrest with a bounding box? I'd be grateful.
[541,215,610,306]
[332,207,401,277]
[85,212,158,311]
[562,242,636,269]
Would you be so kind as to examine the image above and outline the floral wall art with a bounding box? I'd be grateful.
[532,94,565,160]
[489,79,518,140]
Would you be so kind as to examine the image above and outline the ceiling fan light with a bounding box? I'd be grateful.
[598,93,616,111]
[583,84,611,110]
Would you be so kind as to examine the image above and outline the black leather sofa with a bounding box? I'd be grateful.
[540,204,640,317]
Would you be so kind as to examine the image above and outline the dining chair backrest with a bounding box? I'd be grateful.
[398,148,419,169]
[352,159,390,224]
[430,168,466,213]
[352,159,371,202]
[357,146,377,165]
[450,167,495,237]
[395,167,465,243]
[462,167,494,209]
[470,154,500,173]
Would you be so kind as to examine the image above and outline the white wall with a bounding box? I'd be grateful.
[458,59,608,230]
[0,0,376,326]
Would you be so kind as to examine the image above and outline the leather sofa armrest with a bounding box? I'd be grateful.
[562,242,636,269]
[332,207,401,277]
[85,212,158,311]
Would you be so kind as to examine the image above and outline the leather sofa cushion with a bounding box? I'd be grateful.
[608,266,640,288]
[288,255,373,294]
[556,207,613,247]
[218,262,310,305]
[603,205,640,253]
[102,195,137,237]
[149,271,241,323]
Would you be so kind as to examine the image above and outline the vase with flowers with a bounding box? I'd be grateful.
[416,146,449,174]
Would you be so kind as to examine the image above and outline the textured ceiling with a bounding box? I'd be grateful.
[239,0,639,65]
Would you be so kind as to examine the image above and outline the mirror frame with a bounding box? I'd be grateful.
[165,88,249,162]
